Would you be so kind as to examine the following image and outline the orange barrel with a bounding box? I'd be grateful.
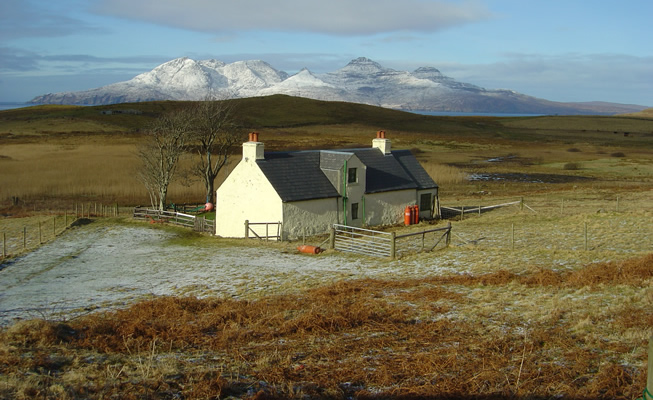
[413,204,419,224]
[297,245,322,254]
[404,205,412,225]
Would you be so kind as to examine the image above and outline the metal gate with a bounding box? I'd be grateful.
[332,224,394,258]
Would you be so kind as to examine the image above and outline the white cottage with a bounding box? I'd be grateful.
[215,131,439,239]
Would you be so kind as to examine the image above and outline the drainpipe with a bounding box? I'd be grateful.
[343,160,348,225]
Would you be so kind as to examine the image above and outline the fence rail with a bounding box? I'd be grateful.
[395,223,452,257]
[441,200,523,220]
[331,223,452,259]
[133,208,214,234]
[332,224,394,258]
[245,220,282,241]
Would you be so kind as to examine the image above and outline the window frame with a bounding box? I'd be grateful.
[351,202,359,220]
[347,167,357,184]
[420,193,431,213]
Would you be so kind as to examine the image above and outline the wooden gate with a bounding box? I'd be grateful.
[331,224,394,258]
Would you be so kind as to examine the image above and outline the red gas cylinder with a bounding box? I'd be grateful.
[297,245,322,254]
[413,204,419,224]
[404,205,412,226]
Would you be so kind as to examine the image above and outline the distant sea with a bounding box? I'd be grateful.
[0,102,36,111]
[411,110,544,117]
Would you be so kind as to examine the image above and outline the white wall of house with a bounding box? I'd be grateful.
[282,197,340,239]
[363,189,416,226]
[215,156,282,238]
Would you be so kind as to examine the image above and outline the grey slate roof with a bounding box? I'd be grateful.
[319,151,354,170]
[256,151,340,202]
[392,150,439,190]
[256,147,438,202]
[346,148,417,193]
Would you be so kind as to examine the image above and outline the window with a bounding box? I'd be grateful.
[351,202,359,220]
[348,167,357,183]
[420,193,431,213]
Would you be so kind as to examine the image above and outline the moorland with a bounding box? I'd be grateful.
[0,95,652,399]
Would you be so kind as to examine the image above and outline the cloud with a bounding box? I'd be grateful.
[0,47,40,71]
[0,0,104,40]
[441,53,653,105]
[93,0,492,35]
[0,46,167,74]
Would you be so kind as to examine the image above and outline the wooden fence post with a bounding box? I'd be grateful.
[446,222,451,247]
[329,227,336,249]
[244,220,249,239]
[647,335,652,400]
[511,223,515,250]
[390,232,396,259]
[421,231,426,251]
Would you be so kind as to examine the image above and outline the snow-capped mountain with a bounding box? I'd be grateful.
[30,57,646,115]
[32,57,289,105]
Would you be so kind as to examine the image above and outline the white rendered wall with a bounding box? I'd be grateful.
[363,190,416,226]
[215,158,282,238]
[282,197,340,239]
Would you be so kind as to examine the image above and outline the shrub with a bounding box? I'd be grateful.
[611,152,626,157]
[567,147,581,152]
[563,162,580,170]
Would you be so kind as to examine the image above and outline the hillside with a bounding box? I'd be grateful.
[623,107,653,118]
[4,95,653,143]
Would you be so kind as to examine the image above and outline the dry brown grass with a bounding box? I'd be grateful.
[1,253,650,399]
[422,162,467,185]
[0,138,226,209]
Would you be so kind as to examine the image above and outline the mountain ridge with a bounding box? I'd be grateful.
[30,57,647,115]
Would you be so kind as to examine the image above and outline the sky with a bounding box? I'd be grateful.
[1,0,651,106]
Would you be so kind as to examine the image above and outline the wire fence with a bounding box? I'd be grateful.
[1,202,122,260]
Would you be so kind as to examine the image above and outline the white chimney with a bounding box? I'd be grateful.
[243,132,264,161]
[372,130,391,155]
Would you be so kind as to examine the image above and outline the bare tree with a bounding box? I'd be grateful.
[189,97,244,204]
[138,110,192,210]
